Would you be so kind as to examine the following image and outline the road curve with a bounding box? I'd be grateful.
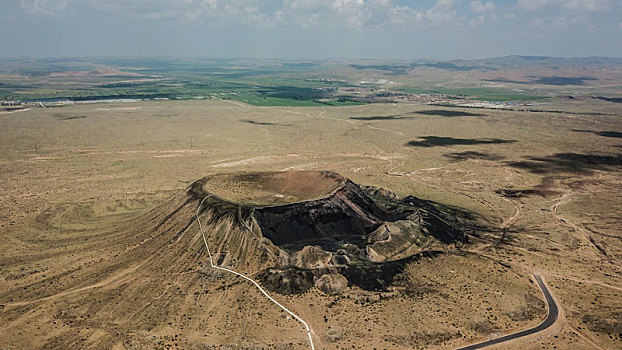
[195,196,316,350]
[456,274,559,350]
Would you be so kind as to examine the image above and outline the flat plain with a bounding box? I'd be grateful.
[1,58,621,349]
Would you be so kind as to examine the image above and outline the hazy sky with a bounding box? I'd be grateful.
[2,0,622,59]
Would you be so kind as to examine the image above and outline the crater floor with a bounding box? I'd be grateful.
[202,170,345,206]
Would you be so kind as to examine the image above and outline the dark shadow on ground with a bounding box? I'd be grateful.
[597,132,622,138]
[572,129,622,138]
[443,151,505,162]
[486,76,597,86]
[506,153,622,175]
[406,136,516,148]
[593,96,622,104]
[240,119,291,126]
[530,76,597,85]
[350,115,414,121]
[348,62,484,75]
[495,189,548,198]
[414,110,486,117]
[54,114,87,120]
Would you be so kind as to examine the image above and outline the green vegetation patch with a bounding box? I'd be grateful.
[393,86,550,102]
[226,94,324,106]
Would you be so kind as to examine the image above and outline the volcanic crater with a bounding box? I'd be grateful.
[190,170,471,295]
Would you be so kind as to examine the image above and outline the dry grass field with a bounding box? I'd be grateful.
[1,98,621,349]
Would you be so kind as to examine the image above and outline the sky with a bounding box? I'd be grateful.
[1,0,622,59]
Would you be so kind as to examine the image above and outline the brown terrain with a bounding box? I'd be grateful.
[1,98,621,349]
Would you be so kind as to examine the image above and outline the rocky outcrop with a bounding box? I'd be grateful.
[254,180,387,250]
[189,171,471,295]
[314,273,348,294]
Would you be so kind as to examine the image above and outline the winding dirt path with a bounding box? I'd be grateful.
[195,196,316,350]
[546,274,622,293]
[3,261,145,308]
[500,197,523,229]
[551,192,609,258]
[567,325,608,350]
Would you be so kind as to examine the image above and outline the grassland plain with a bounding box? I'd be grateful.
[7,56,622,107]
[0,98,621,349]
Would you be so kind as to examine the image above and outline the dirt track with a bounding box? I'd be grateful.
[195,195,316,349]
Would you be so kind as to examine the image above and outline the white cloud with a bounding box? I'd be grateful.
[79,0,471,29]
[17,0,472,29]
[468,1,496,26]
[20,0,70,15]
[424,0,459,23]
[88,0,272,26]
[563,0,612,11]
[282,0,461,28]
[387,5,422,25]
[20,0,615,34]
[516,0,616,33]
[279,0,372,28]
[517,0,547,11]
[470,0,495,14]
[518,0,612,12]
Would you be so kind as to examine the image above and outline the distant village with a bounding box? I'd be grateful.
[318,86,522,109]
[1,101,22,106]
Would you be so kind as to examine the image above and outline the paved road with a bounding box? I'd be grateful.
[195,196,316,350]
[457,274,558,350]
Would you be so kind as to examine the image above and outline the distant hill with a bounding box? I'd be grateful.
[468,55,622,67]
[347,55,622,74]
